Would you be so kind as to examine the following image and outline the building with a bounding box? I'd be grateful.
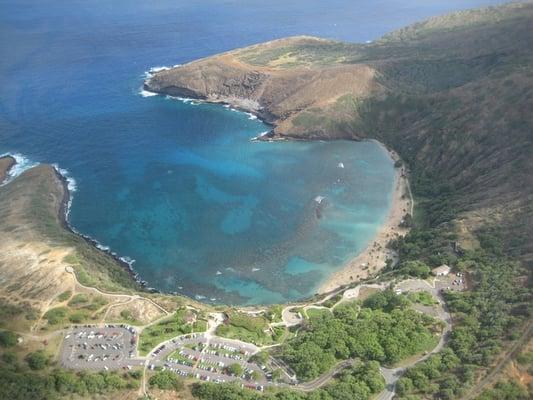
[432,264,451,276]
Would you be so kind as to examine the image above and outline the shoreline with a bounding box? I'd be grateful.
[143,78,414,299]
[318,145,412,294]
[0,155,17,184]
[52,167,148,291]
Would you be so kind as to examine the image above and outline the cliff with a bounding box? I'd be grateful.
[0,155,15,183]
[0,165,139,314]
[145,2,533,263]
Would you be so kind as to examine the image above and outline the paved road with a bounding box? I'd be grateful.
[296,359,356,392]
[147,332,268,387]
[375,279,453,400]
[57,277,457,398]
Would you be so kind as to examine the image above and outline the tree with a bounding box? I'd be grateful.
[399,260,431,278]
[396,377,414,396]
[226,363,244,376]
[0,330,18,347]
[250,370,262,381]
[25,351,48,370]
[148,370,183,391]
[250,350,269,365]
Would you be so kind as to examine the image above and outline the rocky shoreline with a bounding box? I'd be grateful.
[144,67,412,296]
[52,167,150,291]
[0,155,16,183]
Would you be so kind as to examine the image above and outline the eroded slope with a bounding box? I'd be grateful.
[145,1,533,262]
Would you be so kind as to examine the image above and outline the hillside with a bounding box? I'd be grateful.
[145,1,533,264]
[0,165,140,318]
[0,155,15,182]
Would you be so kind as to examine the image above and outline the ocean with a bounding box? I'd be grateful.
[0,0,503,304]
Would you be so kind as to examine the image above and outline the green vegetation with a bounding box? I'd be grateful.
[250,351,269,365]
[362,289,410,311]
[139,307,207,355]
[266,305,283,323]
[280,291,440,380]
[0,165,140,294]
[0,301,37,334]
[216,311,273,346]
[44,296,106,326]
[304,307,331,319]
[167,350,193,365]
[117,308,141,324]
[476,380,530,400]
[192,361,384,400]
[25,351,49,370]
[0,365,139,399]
[516,351,533,367]
[237,38,359,68]
[56,290,72,302]
[226,363,244,376]
[394,248,529,399]
[321,293,342,308]
[408,291,438,306]
[396,260,431,279]
[1,4,532,400]
[0,330,17,347]
[43,306,69,325]
[67,293,107,311]
[149,370,184,391]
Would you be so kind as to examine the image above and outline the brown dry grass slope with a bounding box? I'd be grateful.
[146,1,533,264]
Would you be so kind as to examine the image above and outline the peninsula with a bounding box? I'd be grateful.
[0,154,15,183]
[1,2,532,400]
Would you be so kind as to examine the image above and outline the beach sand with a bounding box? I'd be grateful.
[318,147,412,294]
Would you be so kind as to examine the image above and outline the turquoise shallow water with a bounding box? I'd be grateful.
[0,0,503,304]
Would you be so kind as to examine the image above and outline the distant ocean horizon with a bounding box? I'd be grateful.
[0,0,504,304]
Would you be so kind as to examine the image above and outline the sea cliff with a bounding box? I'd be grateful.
[145,2,533,263]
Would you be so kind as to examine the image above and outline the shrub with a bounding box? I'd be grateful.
[0,330,18,347]
[25,351,48,370]
[149,370,183,391]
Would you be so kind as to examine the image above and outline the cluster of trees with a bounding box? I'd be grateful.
[25,351,49,370]
[0,329,17,347]
[477,380,530,400]
[395,249,529,399]
[280,290,439,380]
[149,370,184,391]
[0,355,140,400]
[192,361,384,400]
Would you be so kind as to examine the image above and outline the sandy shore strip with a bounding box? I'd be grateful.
[0,155,16,183]
[318,146,413,294]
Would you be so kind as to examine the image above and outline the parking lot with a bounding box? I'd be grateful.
[60,325,144,370]
[148,333,268,389]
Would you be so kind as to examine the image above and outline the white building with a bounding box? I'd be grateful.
[432,264,451,276]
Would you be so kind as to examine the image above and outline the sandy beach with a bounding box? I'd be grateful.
[318,146,413,294]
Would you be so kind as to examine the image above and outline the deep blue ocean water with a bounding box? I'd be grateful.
[0,0,503,304]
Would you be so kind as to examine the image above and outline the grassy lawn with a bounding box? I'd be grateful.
[408,291,438,306]
[138,308,207,355]
[305,307,332,320]
[265,305,283,323]
[216,311,273,346]
[167,350,194,365]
